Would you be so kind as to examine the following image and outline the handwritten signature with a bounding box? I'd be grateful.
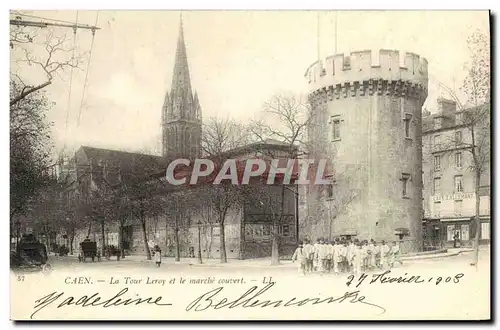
[31,283,386,319]
[186,282,386,314]
[31,288,172,319]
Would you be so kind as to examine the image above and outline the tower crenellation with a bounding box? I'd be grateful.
[305,49,428,101]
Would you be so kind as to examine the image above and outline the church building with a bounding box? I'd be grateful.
[58,16,299,260]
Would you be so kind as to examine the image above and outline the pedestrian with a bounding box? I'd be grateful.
[380,240,390,270]
[347,239,356,273]
[326,240,334,272]
[154,246,162,267]
[333,238,343,275]
[453,231,460,248]
[313,238,322,272]
[316,238,328,273]
[352,242,365,276]
[389,241,403,267]
[368,239,376,270]
[340,240,349,272]
[292,242,307,275]
[361,240,369,272]
[303,239,314,273]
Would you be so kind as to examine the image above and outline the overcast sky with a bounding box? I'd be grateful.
[10,10,489,155]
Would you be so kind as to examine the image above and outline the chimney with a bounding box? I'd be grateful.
[437,97,456,116]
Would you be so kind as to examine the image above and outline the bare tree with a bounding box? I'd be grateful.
[122,158,165,260]
[249,92,311,265]
[200,117,250,263]
[433,30,490,267]
[323,173,359,240]
[193,200,217,258]
[10,25,84,106]
[157,190,192,261]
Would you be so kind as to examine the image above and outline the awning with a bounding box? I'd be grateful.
[394,228,410,235]
[441,217,472,222]
[340,229,357,236]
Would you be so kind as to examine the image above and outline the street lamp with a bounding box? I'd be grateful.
[197,220,203,264]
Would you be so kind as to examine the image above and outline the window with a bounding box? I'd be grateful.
[343,56,351,69]
[434,117,442,129]
[460,224,469,241]
[455,152,462,168]
[456,112,463,124]
[326,184,334,199]
[455,130,463,144]
[481,222,490,240]
[280,224,291,237]
[434,155,441,171]
[454,200,463,216]
[433,177,441,194]
[434,135,441,147]
[401,173,411,198]
[403,114,412,138]
[434,201,441,217]
[332,118,341,140]
[263,225,271,237]
[454,175,464,193]
[447,225,454,241]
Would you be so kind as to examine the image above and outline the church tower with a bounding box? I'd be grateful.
[162,16,202,159]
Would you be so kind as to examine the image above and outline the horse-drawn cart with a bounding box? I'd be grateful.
[11,234,51,273]
[79,238,98,262]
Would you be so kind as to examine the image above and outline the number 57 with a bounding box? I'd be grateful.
[17,275,25,282]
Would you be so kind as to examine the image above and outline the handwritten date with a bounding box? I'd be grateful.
[346,270,465,288]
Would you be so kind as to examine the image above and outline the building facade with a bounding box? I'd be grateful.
[65,143,298,259]
[422,99,491,248]
[302,50,428,251]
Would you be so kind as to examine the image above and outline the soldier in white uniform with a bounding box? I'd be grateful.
[352,242,366,276]
[380,240,390,270]
[389,241,403,268]
[333,239,344,275]
[292,242,308,275]
[316,238,328,273]
[302,239,314,273]
[367,239,376,270]
[346,240,356,274]
[313,238,322,272]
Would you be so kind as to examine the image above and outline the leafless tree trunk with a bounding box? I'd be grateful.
[174,215,180,261]
[206,225,214,258]
[86,221,92,238]
[139,203,151,260]
[472,168,481,265]
[69,228,75,254]
[119,218,125,258]
[219,217,227,263]
[100,218,106,249]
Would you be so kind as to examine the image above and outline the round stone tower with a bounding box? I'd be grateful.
[304,49,428,251]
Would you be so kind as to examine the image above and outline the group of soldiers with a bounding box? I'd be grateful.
[292,237,403,275]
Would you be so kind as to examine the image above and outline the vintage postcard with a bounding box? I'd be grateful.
[9,10,491,321]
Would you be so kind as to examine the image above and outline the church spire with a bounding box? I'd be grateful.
[171,14,192,103]
[162,13,202,159]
